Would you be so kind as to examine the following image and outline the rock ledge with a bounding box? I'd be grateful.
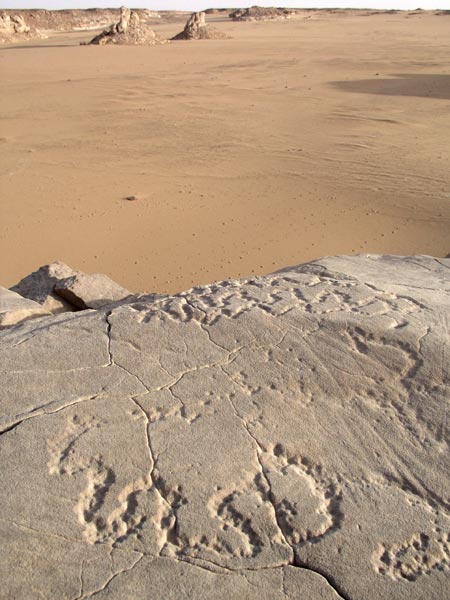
[1,255,449,599]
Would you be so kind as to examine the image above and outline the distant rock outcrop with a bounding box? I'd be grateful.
[0,12,44,43]
[230,6,295,21]
[87,6,167,46]
[171,11,228,40]
[1,8,160,33]
[1,255,450,598]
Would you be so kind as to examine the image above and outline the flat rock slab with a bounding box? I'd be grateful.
[1,255,449,599]
[0,286,50,328]
[55,272,132,309]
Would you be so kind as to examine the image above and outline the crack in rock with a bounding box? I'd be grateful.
[2,255,449,600]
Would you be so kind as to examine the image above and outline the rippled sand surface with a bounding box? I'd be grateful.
[1,10,449,292]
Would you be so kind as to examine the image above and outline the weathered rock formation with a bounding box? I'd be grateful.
[1,255,450,598]
[1,8,160,33]
[10,261,133,318]
[11,261,78,314]
[88,6,167,46]
[230,6,295,21]
[1,13,29,34]
[55,272,132,310]
[0,12,44,43]
[171,12,228,41]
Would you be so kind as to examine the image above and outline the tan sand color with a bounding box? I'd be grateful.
[0,9,449,292]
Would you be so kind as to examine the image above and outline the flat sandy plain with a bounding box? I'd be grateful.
[1,10,449,293]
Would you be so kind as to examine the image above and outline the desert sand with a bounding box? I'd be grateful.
[1,10,449,293]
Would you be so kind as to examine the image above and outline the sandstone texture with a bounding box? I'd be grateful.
[54,272,132,310]
[1,255,449,598]
[172,12,229,41]
[0,8,160,33]
[11,261,78,314]
[0,286,50,328]
[88,7,167,46]
[230,6,295,21]
[11,262,133,313]
[0,12,44,43]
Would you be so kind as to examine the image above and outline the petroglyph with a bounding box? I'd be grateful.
[47,414,169,548]
[47,414,101,476]
[374,528,450,581]
[262,444,344,547]
[2,255,449,599]
[205,477,266,559]
[132,270,424,330]
[75,466,153,545]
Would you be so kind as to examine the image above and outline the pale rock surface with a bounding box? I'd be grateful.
[3,13,30,33]
[230,6,295,21]
[88,6,167,46]
[0,286,50,328]
[171,12,229,41]
[11,261,78,314]
[0,12,45,43]
[54,272,132,309]
[1,255,449,599]
[0,8,160,33]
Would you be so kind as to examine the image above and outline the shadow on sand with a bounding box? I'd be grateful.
[0,43,83,50]
[332,74,450,100]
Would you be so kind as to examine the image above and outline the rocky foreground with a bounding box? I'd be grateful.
[1,255,449,598]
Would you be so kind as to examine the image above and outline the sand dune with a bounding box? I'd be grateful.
[0,10,449,293]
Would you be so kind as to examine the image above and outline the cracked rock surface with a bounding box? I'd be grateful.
[1,254,449,599]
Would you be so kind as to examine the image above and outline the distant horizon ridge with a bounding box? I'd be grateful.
[1,2,449,14]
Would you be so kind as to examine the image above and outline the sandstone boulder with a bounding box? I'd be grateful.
[11,261,78,314]
[171,12,228,41]
[1,255,449,598]
[87,6,167,46]
[0,286,50,328]
[54,272,132,309]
